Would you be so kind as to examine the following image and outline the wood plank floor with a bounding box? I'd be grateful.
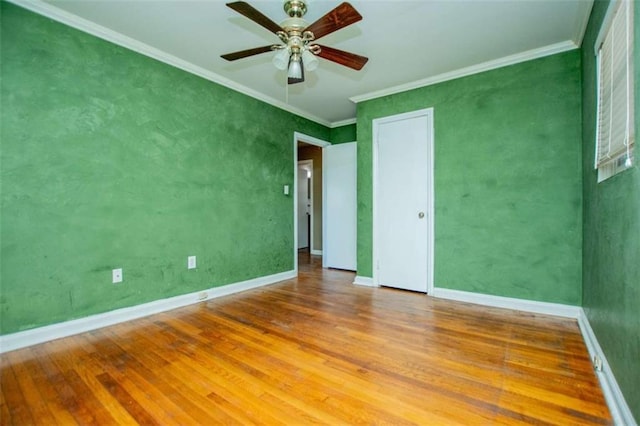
[1,252,611,425]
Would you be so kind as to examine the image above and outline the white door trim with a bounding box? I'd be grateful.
[293,132,330,275]
[372,108,435,293]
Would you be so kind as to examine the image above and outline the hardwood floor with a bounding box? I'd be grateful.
[1,252,611,425]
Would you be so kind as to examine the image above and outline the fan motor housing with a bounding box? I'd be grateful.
[280,17,308,32]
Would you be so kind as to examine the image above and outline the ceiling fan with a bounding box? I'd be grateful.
[221,0,368,84]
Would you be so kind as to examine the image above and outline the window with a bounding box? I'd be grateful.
[595,0,634,182]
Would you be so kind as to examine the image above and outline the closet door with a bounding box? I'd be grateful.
[374,109,434,292]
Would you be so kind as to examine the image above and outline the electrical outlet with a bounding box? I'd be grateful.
[593,355,603,372]
[188,256,196,269]
[112,268,123,284]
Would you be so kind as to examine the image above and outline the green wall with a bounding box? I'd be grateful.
[0,3,329,335]
[330,123,356,144]
[356,51,583,305]
[581,0,640,419]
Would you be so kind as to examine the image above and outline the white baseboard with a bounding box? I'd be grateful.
[310,249,323,256]
[0,270,296,354]
[353,276,376,287]
[432,287,582,318]
[432,287,635,425]
[577,310,637,426]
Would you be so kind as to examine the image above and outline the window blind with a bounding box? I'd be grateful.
[595,0,634,170]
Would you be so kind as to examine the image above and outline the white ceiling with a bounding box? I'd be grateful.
[18,0,593,127]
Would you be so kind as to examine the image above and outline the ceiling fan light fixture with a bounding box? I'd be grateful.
[301,48,319,71]
[273,47,290,70]
[221,1,368,85]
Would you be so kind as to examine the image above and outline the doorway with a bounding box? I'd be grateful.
[373,108,434,293]
[293,132,330,273]
[298,143,323,255]
[297,160,313,250]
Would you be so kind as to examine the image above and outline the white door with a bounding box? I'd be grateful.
[374,109,434,293]
[297,162,311,249]
[324,142,357,270]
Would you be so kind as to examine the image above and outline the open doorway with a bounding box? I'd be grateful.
[293,132,357,275]
[298,143,322,255]
[297,159,313,250]
[293,132,330,273]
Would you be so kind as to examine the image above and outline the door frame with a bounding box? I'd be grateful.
[372,108,435,293]
[293,132,330,275]
[297,159,314,251]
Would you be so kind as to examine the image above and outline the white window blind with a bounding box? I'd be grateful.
[595,0,634,181]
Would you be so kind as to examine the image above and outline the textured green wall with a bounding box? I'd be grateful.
[357,51,583,304]
[581,0,640,419]
[0,3,329,335]
[330,124,356,144]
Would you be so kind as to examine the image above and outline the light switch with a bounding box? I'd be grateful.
[284,184,290,195]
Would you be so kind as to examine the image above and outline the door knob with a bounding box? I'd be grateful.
[418,212,425,219]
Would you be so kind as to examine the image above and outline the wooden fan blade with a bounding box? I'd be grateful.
[221,45,273,61]
[304,2,362,41]
[316,45,368,70]
[226,2,283,34]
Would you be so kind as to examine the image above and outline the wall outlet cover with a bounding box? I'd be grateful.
[188,256,196,269]
[593,355,603,371]
[112,268,123,284]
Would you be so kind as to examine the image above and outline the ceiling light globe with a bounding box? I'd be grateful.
[272,48,290,71]
[301,49,319,72]
[288,57,303,79]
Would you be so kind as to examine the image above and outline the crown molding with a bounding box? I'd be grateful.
[330,118,357,128]
[573,0,595,46]
[7,0,332,128]
[350,40,578,104]
[8,0,588,129]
